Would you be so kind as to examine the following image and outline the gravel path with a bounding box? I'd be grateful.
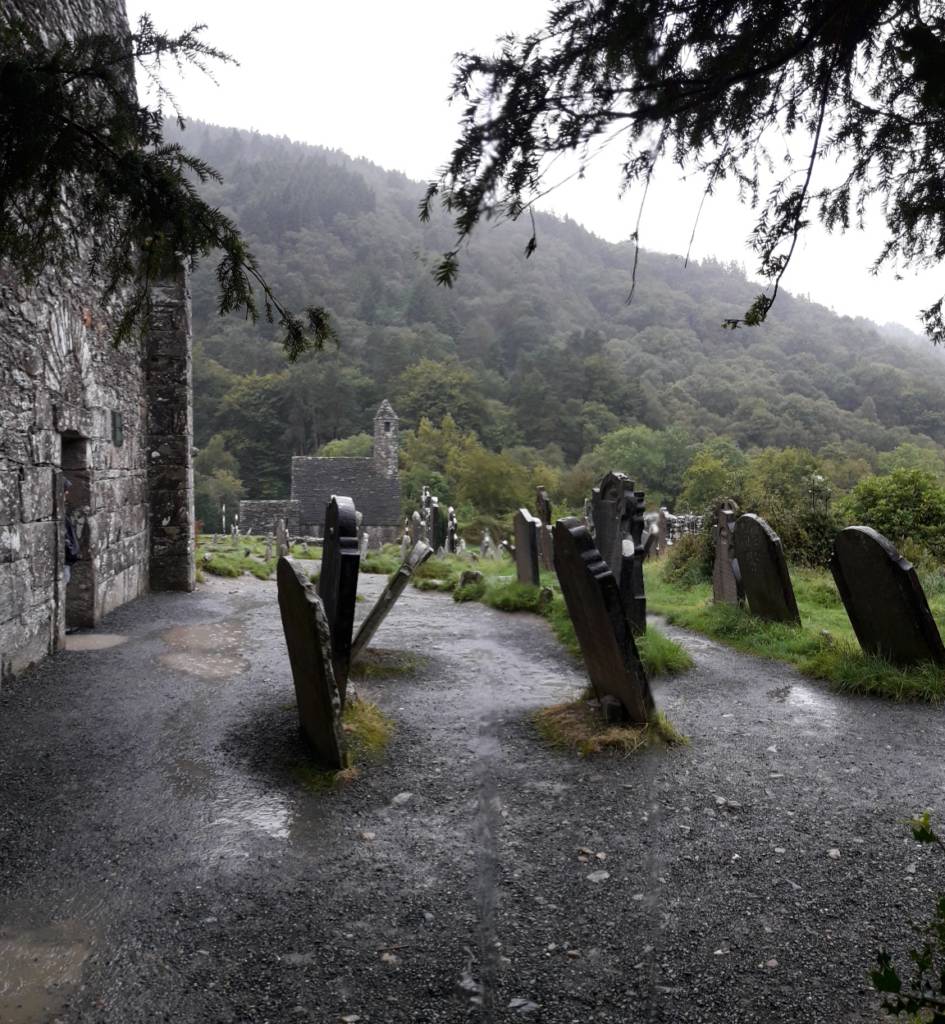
[1,572,943,1023]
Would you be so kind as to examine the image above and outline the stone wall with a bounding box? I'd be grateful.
[239,500,301,536]
[291,457,401,536]
[0,0,194,680]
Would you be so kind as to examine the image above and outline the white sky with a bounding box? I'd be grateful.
[126,0,939,332]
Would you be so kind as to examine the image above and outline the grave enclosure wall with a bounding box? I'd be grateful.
[0,0,194,679]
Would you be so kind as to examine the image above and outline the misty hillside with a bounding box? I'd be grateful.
[172,121,945,499]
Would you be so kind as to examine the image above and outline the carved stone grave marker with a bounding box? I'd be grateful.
[591,472,635,581]
[712,500,743,606]
[276,557,347,769]
[513,508,541,587]
[536,486,554,570]
[275,518,289,559]
[831,526,945,667]
[317,495,361,696]
[733,514,800,625]
[554,517,653,725]
[351,542,434,662]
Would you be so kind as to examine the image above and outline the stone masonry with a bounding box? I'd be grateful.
[0,0,195,680]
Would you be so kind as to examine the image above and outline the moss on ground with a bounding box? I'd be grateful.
[646,560,945,701]
[195,534,321,582]
[534,700,686,757]
[350,648,428,679]
[293,698,393,791]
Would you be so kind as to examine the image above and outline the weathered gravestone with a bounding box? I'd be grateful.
[712,500,743,606]
[535,486,554,570]
[553,517,654,725]
[622,489,648,635]
[275,518,289,558]
[733,514,800,625]
[351,541,434,662]
[431,499,447,553]
[446,506,458,554]
[830,526,945,667]
[591,472,634,580]
[410,510,422,545]
[513,508,542,587]
[317,495,361,697]
[276,557,347,769]
[655,507,669,557]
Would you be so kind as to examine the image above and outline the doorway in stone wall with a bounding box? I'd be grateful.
[61,434,94,630]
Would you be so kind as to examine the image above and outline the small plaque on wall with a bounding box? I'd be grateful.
[111,409,123,447]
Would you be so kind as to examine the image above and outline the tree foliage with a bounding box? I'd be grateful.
[427,1,945,341]
[0,15,332,356]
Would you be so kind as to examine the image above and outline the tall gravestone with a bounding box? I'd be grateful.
[317,495,361,697]
[712,500,743,606]
[591,472,635,582]
[431,499,447,553]
[276,557,347,769]
[733,514,800,625]
[831,526,945,667]
[351,542,434,661]
[655,508,669,557]
[513,508,542,587]
[446,506,458,554]
[275,518,289,558]
[554,517,653,725]
[535,486,554,570]
[621,488,647,635]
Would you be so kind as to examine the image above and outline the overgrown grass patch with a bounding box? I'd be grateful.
[646,559,945,701]
[196,534,305,581]
[360,546,402,575]
[350,648,428,679]
[534,700,686,757]
[293,698,393,791]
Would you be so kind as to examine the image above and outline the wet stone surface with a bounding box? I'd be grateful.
[0,570,943,1021]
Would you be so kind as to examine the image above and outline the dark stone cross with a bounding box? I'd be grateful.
[317,495,361,698]
[553,517,654,725]
[733,514,800,625]
[276,557,347,769]
[830,526,945,667]
[513,508,542,586]
[712,500,743,606]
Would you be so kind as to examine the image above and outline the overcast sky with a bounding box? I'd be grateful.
[126,0,939,333]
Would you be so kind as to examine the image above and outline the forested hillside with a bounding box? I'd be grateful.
[175,121,945,528]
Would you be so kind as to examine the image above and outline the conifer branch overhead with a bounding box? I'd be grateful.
[0,14,334,359]
[430,1,945,343]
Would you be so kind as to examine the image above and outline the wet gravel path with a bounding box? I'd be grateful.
[1,573,944,1023]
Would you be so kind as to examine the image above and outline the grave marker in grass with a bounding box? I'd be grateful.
[831,526,945,667]
[733,514,800,625]
[318,495,361,697]
[513,508,542,587]
[277,556,347,770]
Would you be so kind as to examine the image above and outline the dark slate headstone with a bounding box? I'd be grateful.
[536,487,554,571]
[553,517,654,725]
[830,526,945,667]
[619,540,647,636]
[317,495,361,697]
[351,541,433,662]
[513,508,542,587]
[733,514,800,625]
[591,472,635,582]
[431,501,447,553]
[712,500,743,606]
[276,557,347,769]
[536,487,552,526]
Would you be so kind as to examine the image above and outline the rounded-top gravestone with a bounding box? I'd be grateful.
[733,514,800,625]
[830,526,945,667]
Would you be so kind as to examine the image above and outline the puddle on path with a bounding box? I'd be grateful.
[63,633,127,651]
[0,919,95,1024]
[160,621,248,679]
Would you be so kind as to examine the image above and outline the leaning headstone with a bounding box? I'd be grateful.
[276,557,347,769]
[513,508,541,587]
[317,495,361,697]
[351,542,434,662]
[275,518,289,558]
[733,514,800,625]
[830,526,945,667]
[712,500,743,606]
[554,517,653,725]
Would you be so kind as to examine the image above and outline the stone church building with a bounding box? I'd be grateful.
[239,400,402,544]
[0,0,195,680]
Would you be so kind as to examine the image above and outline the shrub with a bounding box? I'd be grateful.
[838,469,945,558]
[664,530,714,587]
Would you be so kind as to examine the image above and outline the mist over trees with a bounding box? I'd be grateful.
[175,122,945,536]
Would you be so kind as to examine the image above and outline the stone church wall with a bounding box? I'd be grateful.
[0,0,194,680]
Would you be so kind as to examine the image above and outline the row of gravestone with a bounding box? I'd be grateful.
[277,493,433,768]
[401,486,461,559]
[710,502,945,668]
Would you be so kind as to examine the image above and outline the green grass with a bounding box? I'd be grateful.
[534,701,687,758]
[293,697,393,791]
[646,560,945,701]
[453,572,692,679]
[195,534,321,581]
[350,648,428,679]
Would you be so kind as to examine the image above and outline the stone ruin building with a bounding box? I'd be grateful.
[240,400,402,547]
[0,0,195,680]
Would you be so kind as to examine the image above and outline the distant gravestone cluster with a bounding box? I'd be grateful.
[654,508,704,557]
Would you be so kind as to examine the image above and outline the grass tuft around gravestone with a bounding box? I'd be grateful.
[292,697,393,791]
[534,701,687,757]
[647,560,945,701]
